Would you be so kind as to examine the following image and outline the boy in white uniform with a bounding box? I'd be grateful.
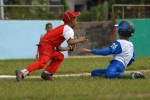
[80,20,145,79]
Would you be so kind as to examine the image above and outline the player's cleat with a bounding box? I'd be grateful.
[132,71,145,79]
[41,71,53,81]
[15,70,24,82]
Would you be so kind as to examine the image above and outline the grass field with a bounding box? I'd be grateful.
[0,57,150,100]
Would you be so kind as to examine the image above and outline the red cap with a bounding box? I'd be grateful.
[63,10,80,23]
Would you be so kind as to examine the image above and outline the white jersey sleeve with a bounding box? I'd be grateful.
[63,25,74,41]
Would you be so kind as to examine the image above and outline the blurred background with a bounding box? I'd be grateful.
[0,0,150,59]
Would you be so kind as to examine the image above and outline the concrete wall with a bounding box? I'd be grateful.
[69,21,114,56]
[0,20,68,59]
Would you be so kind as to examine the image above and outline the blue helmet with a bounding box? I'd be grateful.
[118,20,135,37]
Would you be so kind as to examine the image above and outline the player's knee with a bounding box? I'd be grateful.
[55,52,64,61]
[59,53,64,60]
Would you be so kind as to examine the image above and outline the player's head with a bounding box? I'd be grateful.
[45,23,53,32]
[62,10,80,28]
[118,20,135,37]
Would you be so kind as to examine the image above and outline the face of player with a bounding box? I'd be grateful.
[46,25,53,32]
[70,17,77,28]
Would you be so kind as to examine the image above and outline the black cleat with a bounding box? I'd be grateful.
[41,72,53,81]
[15,70,24,82]
[132,71,145,79]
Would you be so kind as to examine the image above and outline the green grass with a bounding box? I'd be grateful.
[0,57,150,100]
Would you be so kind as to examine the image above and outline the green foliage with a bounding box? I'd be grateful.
[108,0,149,5]
[78,4,105,21]
[60,0,70,11]
[4,7,31,20]
[4,0,25,5]
[3,0,150,20]
[109,0,150,19]
[38,0,44,4]
[4,0,62,20]
[35,7,60,20]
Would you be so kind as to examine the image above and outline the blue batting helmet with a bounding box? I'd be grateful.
[118,20,135,37]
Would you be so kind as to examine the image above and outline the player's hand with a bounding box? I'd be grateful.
[80,48,91,53]
[78,36,88,43]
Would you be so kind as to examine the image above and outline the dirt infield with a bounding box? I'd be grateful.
[68,55,112,58]
[0,69,149,79]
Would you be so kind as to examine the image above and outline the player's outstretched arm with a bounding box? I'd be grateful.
[80,47,111,56]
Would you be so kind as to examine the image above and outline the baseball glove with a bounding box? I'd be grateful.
[68,35,78,51]
[68,44,76,51]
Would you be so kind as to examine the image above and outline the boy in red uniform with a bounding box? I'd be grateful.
[15,10,87,81]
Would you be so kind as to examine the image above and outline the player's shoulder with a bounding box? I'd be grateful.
[112,40,121,45]
[116,39,132,43]
[117,39,133,47]
[64,24,73,32]
[111,40,121,50]
[116,39,123,43]
[64,24,72,29]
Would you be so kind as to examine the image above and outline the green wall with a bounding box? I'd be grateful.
[117,19,150,56]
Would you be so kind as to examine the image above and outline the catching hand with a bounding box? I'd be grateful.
[78,36,88,43]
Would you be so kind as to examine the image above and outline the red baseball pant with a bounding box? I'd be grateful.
[26,42,64,75]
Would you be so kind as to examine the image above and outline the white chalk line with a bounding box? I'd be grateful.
[0,73,91,79]
[0,70,149,79]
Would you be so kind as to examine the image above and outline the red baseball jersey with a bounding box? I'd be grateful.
[41,24,74,46]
